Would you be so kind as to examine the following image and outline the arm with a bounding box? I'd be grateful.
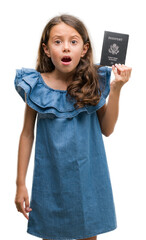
[97,64,132,137]
[15,102,37,219]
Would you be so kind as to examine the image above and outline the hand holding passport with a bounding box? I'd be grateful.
[100,31,129,66]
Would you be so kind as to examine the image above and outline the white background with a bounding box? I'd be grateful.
[0,0,146,239]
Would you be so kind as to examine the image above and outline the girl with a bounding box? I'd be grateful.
[14,14,132,240]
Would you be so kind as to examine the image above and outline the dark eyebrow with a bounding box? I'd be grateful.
[52,34,80,39]
[71,35,80,39]
[52,35,62,39]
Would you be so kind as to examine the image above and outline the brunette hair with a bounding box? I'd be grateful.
[36,14,101,109]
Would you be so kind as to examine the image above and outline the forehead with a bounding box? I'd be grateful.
[49,22,82,38]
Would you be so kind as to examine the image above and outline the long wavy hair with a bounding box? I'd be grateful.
[36,14,101,109]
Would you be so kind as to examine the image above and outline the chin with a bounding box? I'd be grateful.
[59,67,76,74]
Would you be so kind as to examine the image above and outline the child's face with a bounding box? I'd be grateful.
[42,22,89,74]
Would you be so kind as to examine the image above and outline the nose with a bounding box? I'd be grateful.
[63,41,70,52]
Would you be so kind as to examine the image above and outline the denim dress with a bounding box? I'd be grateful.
[14,66,117,240]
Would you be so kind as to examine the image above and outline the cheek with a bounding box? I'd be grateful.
[49,49,60,64]
[74,48,83,61]
[50,49,59,57]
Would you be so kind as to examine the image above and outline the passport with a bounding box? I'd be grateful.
[100,31,129,66]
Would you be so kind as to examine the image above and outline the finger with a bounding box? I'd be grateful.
[15,202,22,212]
[121,64,132,72]
[25,207,32,213]
[25,206,32,212]
[121,65,132,79]
[17,207,21,212]
[25,197,32,212]
[20,202,29,220]
[16,202,29,219]
[127,67,132,78]
[114,64,125,75]
[117,64,130,79]
[16,203,25,215]
[112,65,118,75]
[115,64,125,72]
[121,69,127,78]
[25,206,29,212]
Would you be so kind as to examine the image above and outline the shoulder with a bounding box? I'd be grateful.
[95,64,112,98]
[14,67,77,118]
[96,64,112,75]
[14,67,40,84]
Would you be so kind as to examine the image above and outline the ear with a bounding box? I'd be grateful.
[81,42,89,57]
[42,43,51,58]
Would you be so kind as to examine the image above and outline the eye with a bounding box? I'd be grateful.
[55,40,61,44]
[71,40,78,44]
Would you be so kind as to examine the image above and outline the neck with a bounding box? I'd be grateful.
[51,68,74,84]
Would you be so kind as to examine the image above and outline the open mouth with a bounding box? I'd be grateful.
[61,56,72,63]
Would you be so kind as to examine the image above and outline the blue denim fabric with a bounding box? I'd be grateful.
[14,65,117,240]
